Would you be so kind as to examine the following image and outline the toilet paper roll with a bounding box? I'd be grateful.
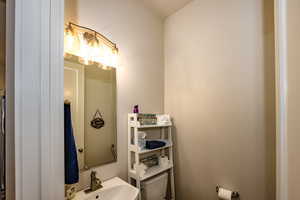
[218,188,232,200]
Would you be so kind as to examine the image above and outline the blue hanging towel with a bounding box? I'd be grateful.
[64,103,79,184]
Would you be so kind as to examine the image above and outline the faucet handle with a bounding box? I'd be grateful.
[91,171,97,178]
[91,171,102,184]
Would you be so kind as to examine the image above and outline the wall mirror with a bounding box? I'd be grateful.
[64,57,117,171]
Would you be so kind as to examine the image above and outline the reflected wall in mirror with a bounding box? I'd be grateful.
[64,58,117,171]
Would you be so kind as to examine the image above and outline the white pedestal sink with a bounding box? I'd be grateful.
[74,177,139,200]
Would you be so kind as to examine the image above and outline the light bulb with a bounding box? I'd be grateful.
[102,65,108,70]
[78,33,90,64]
[64,30,74,54]
[78,57,89,65]
[111,50,118,68]
[90,40,100,63]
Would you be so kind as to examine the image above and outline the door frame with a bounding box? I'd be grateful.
[6,0,65,199]
[275,0,288,200]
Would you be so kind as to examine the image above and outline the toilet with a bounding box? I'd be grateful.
[141,173,168,200]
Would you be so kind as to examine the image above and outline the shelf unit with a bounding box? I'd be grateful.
[128,113,175,200]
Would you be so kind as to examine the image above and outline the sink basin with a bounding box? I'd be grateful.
[75,177,139,200]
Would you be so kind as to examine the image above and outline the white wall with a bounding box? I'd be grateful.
[65,0,164,190]
[286,0,300,199]
[164,0,276,199]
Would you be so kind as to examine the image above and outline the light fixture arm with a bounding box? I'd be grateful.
[64,22,119,67]
[68,22,118,52]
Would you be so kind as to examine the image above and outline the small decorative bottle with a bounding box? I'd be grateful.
[133,105,139,113]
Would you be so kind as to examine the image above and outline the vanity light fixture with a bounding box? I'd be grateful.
[64,22,119,68]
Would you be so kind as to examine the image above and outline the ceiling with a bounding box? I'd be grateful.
[141,0,193,18]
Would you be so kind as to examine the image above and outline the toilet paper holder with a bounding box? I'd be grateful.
[216,186,240,199]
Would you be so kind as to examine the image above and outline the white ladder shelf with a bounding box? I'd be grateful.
[127,113,175,200]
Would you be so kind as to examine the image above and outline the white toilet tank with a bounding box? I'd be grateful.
[141,173,168,200]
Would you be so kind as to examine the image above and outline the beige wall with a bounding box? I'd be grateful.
[65,0,164,190]
[0,64,4,90]
[164,0,276,199]
[286,0,300,199]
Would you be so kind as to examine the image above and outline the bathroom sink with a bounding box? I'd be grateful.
[75,177,139,200]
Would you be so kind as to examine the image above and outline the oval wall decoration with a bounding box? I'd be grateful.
[90,109,105,129]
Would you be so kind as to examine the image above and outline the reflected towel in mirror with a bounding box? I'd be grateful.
[64,103,79,184]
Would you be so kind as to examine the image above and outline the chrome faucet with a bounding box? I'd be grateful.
[84,171,103,193]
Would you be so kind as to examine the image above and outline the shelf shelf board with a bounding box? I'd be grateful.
[129,164,173,181]
[138,143,173,154]
[129,123,172,128]
[129,140,172,154]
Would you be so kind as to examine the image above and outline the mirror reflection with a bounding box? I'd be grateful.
[64,58,117,171]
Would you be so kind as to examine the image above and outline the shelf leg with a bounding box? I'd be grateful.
[137,179,142,200]
[170,168,176,200]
